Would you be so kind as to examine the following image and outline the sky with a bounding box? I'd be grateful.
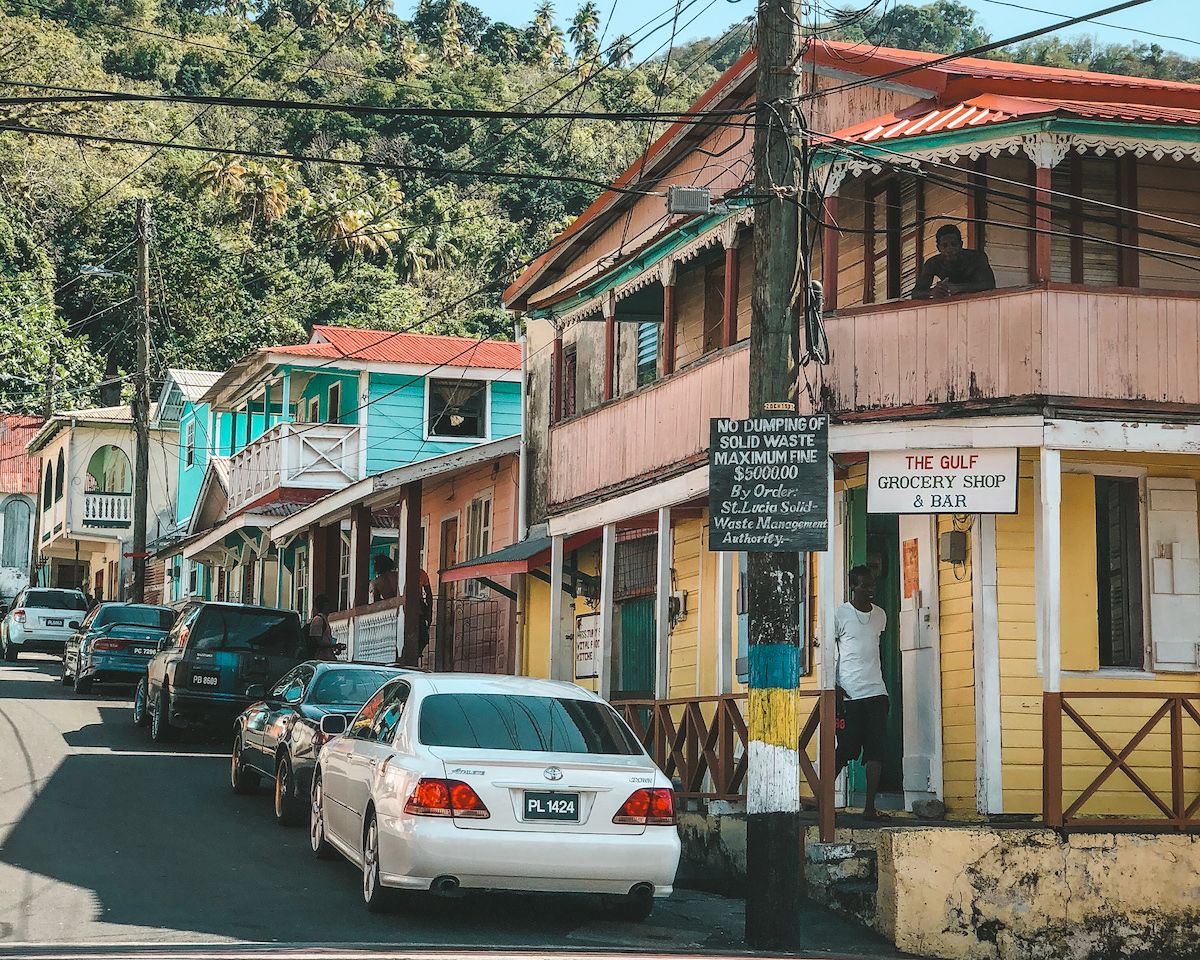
[392,0,1197,61]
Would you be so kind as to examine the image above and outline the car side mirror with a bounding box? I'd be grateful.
[320,714,347,737]
[245,683,267,700]
[68,621,81,630]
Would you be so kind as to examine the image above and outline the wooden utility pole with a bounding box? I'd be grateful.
[744,0,805,948]
[131,199,152,603]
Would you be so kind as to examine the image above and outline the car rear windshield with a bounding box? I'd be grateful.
[190,607,303,654]
[419,693,642,756]
[309,669,397,705]
[25,590,88,611]
[96,606,176,630]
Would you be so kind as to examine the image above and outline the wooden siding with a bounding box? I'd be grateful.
[998,451,1200,816]
[823,286,1200,412]
[548,343,749,509]
[938,514,977,813]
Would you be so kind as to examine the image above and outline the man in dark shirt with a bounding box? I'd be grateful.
[912,224,996,299]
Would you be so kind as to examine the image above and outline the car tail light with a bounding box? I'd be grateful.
[93,639,124,651]
[11,609,25,624]
[404,778,490,819]
[613,788,676,826]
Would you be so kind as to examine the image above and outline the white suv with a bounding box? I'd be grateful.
[1,588,90,661]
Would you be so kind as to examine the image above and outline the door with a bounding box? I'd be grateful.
[324,682,397,845]
[438,518,459,661]
[615,597,655,700]
[897,516,942,806]
[343,682,409,847]
[844,487,904,801]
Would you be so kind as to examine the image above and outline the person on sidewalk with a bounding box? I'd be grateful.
[834,563,891,821]
[305,594,342,661]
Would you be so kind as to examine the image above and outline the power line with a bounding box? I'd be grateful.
[0,82,756,123]
[0,123,672,195]
[974,0,1200,50]
[790,0,1158,105]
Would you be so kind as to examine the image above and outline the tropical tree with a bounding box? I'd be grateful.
[528,0,566,67]
[606,33,633,67]
[196,158,249,197]
[569,1,600,63]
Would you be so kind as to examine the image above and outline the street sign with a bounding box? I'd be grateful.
[574,613,599,680]
[708,415,829,552]
[867,448,1020,514]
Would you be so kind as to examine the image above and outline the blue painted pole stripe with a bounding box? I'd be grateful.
[747,643,801,691]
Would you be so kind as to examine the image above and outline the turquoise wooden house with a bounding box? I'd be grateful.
[178,326,522,614]
[151,369,231,605]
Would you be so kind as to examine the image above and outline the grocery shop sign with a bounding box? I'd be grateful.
[868,448,1019,514]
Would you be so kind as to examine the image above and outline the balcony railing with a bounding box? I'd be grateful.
[82,491,132,527]
[227,421,364,512]
[823,284,1200,413]
[548,342,749,509]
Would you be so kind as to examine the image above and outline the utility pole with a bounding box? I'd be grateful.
[131,199,152,604]
[744,0,805,949]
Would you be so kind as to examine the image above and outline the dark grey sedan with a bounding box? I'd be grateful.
[230,661,410,825]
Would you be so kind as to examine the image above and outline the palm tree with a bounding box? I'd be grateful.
[393,36,431,76]
[607,33,633,67]
[438,0,467,64]
[196,158,248,197]
[569,1,600,63]
[530,0,566,66]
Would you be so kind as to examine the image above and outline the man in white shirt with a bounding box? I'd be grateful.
[833,564,891,820]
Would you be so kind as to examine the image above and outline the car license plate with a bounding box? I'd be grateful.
[46,618,63,627]
[191,669,221,690]
[524,791,579,822]
[133,646,157,657]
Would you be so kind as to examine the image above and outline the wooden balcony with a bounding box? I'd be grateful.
[227,421,363,512]
[823,285,1200,414]
[548,343,749,509]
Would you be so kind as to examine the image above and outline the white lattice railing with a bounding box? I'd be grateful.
[329,598,403,664]
[227,421,363,511]
[83,491,132,526]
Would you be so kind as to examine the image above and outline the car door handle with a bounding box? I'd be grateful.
[367,758,378,767]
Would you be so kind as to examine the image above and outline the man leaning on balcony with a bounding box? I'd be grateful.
[911,224,996,300]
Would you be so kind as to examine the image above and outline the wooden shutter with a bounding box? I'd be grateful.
[1145,477,1200,672]
[897,178,922,297]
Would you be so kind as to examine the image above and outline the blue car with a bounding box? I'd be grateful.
[62,603,178,694]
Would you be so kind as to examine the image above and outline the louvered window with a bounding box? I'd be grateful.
[1050,155,1124,286]
[637,322,659,386]
[865,177,923,303]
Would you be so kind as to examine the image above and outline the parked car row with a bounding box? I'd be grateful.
[8,595,681,921]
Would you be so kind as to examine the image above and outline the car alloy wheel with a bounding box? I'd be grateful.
[310,777,334,859]
[150,687,174,743]
[230,736,260,794]
[132,677,149,727]
[362,814,391,912]
[274,757,302,826]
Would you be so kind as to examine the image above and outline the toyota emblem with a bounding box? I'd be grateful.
[543,766,564,782]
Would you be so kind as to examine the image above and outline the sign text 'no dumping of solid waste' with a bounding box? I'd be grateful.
[708,415,829,552]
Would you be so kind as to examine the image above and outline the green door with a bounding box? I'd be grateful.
[616,596,656,699]
[843,488,905,798]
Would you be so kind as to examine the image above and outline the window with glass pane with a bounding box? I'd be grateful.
[465,495,492,598]
[338,533,350,611]
[185,420,195,467]
[427,378,486,439]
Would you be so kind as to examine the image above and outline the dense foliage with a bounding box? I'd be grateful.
[0,0,1194,413]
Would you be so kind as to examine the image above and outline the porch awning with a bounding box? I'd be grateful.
[439,528,601,583]
[439,536,552,583]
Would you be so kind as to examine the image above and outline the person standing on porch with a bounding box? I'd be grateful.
[834,564,891,821]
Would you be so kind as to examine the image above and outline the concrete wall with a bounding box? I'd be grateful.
[877,827,1200,960]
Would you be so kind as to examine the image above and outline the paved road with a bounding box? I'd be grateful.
[0,656,898,958]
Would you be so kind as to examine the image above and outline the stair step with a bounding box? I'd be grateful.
[814,879,878,928]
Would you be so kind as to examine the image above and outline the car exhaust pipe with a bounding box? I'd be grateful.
[431,875,461,896]
[628,882,654,899]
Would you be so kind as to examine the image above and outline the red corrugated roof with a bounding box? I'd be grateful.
[0,415,44,494]
[833,93,1200,145]
[270,326,521,370]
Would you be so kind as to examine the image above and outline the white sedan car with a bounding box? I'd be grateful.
[309,673,680,919]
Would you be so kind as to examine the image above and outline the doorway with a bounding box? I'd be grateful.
[845,487,905,802]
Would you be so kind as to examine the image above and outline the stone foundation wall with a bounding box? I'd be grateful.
[877,828,1200,960]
